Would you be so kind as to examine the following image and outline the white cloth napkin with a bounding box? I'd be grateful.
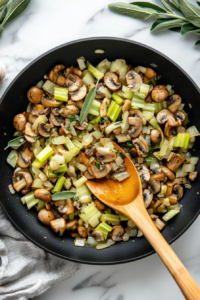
[0,207,79,300]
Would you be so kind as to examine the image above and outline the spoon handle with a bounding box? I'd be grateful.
[125,201,200,300]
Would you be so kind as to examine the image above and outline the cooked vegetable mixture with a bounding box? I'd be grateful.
[6,57,199,249]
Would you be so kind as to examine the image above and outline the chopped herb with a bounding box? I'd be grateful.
[74,103,79,109]
[145,144,158,155]
[119,152,126,159]
[61,112,64,114]
[72,197,79,202]
[81,211,86,214]
[126,142,134,149]
[110,148,118,152]
[44,193,49,195]
[95,162,101,169]
[67,126,71,131]
[106,101,108,105]
[67,115,80,123]
[114,168,120,172]
[33,137,38,142]
[54,144,57,147]
[149,79,157,87]
[46,139,50,144]
[115,121,122,126]
[101,117,108,123]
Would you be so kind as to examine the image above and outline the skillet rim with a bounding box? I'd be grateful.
[0,36,199,265]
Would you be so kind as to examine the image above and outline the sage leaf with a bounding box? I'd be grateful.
[169,27,181,32]
[108,2,161,20]
[0,4,6,22]
[160,0,175,13]
[4,136,26,150]
[151,18,186,32]
[197,1,200,7]
[52,191,77,201]
[195,39,200,45]
[79,85,97,124]
[169,0,181,10]
[178,0,200,27]
[131,1,167,13]
[2,0,31,25]
[181,22,200,35]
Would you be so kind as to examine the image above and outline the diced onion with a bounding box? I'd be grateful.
[137,229,143,237]
[32,178,43,189]
[115,155,124,166]
[138,157,144,164]
[7,150,18,168]
[185,184,192,189]
[116,134,131,143]
[87,236,97,246]
[92,130,103,140]
[9,184,15,194]
[112,171,130,181]
[107,239,115,245]
[74,237,86,247]
[95,49,105,54]
[182,164,195,173]
[96,243,110,250]
[122,233,130,242]
[52,136,66,145]
[43,181,54,189]
[82,133,93,146]
[189,157,199,165]
[138,66,147,73]
[52,154,65,165]
[130,229,137,237]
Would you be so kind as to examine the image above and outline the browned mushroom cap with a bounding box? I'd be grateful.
[24,135,40,143]
[95,147,117,163]
[38,209,55,226]
[48,64,65,85]
[42,95,63,108]
[169,125,186,140]
[49,113,64,126]
[126,70,142,91]
[71,68,82,77]
[84,170,95,179]
[27,86,43,104]
[151,85,168,103]
[156,109,179,127]
[166,94,182,113]
[32,104,50,116]
[174,111,185,125]
[148,176,161,194]
[135,163,150,181]
[104,72,121,91]
[51,107,60,116]
[166,152,185,172]
[100,97,110,118]
[122,99,132,113]
[13,114,27,131]
[12,168,33,194]
[92,230,104,241]
[77,226,87,238]
[17,147,34,168]
[59,105,79,117]
[132,137,149,158]
[94,199,105,211]
[111,225,125,241]
[71,84,87,101]
[28,113,37,124]
[66,73,83,92]
[143,189,153,208]
[129,109,143,119]
[34,189,51,203]
[88,162,112,179]
[150,129,161,144]
[161,166,175,181]
[66,219,78,230]
[145,68,157,80]
[50,218,66,236]
[24,122,38,137]
[85,146,94,157]
[128,117,143,138]
[58,199,74,215]
[172,177,189,185]
[173,184,183,201]
[38,122,52,138]
[113,127,122,135]
[96,83,105,99]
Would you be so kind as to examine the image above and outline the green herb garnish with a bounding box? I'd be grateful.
[110,148,118,152]
[145,144,158,155]
[119,152,126,159]
[67,126,71,131]
[33,137,38,142]
[126,142,134,149]
[72,197,79,202]
[4,136,26,150]
[95,161,101,169]
[67,115,80,123]
[74,103,79,109]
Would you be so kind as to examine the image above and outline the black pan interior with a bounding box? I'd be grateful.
[0,37,200,264]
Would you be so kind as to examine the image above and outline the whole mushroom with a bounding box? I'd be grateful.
[38,209,55,226]
[27,86,43,104]
[13,114,27,131]
[151,85,168,103]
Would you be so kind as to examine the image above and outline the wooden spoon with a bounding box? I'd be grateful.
[86,142,200,300]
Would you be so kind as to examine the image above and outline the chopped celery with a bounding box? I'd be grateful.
[82,71,95,86]
[74,176,87,188]
[51,176,66,193]
[52,135,67,145]
[42,80,58,95]
[77,184,92,203]
[36,145,54,163]
[54,87,68,101]
[186,126,200,138]
[131,95,145,109]
[63,147,79,163]
[39,138,45,148]
[64,178,72,190]
[143,103,155,113]
[36,200,45,211]
[7,150,18,168]
[140,83,150,94]
[77,57,86,70]
[142,110,154,121]
[160,138,169,156]
[21,191,39,210]
[96,58,111,74]
[72,140,83,150]
[134,91,146,100]
[96,222,113,239]
[174,133,190,149]
[80,204,101,226]
[107,101,121,122]
[69,213,75,221]
[149,78,156,86]
[36,80,44,89]
[100,214,120,222]
[119,214,130,221]
[65,136,75,150]
[161,184,167,194]
[122,85,134,100]
[111,94,124,105]
[154,101,167,114]
[32,158,43,169]
[98,86,112,98]
[162,209,180,221]
[88,100,100,116]
[87,123,94,131]
[105,121,122,135]
[90,115,101,124]
[78,130,86,138]
[121,111,129,134]
[88,64,104,80]
[48,164,67,177]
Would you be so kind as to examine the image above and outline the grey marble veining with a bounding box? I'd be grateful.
[0,0,200,299]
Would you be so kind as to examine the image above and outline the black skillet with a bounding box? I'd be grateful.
[0,37,199,265]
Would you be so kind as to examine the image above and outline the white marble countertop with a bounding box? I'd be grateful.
[0,0,200,299]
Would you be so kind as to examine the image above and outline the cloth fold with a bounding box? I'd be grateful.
[0,207,79,300]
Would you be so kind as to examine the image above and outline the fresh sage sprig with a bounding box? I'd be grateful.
[0,0,31,36]
[108,0,200,46]
[4,135,26,150]
[52,191,77,201]
[79,81,98,124]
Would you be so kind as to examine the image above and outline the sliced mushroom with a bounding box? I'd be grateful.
[113,127,122,135]
[88,162,112,179]
[150,129,161,144]
[38,122,52,138]
[189,171,198,181]
[76,121,88,130]
[48,64,65,86]
[59,124,69,136]
[135,163,150,181]
[128,117,143,138]
[58,199,74,215]
[66,73,83,92]
[12,168,33,194]
[132,137,149,158]
[24,135,40,143]
[174,111,185,125]
[66,219,78,230]
[50,113,64,126]
[166,152,185,172]
[151,85,168,103]
[104,72,121,91]
[148,177,161,194]
[100,97,110,118]
[172,177,189,185]
[43,163,57,183]
[71,84,87,101]
[111,225,125,241]
[59,105,79,117]
[77,226,87,238]
[17,147,34,168]
[50,218,66,236]
[95,147,117,163]
[85,146,94,157]
[99,120,111,132]
[126,70,142,91]
[13,114,27,131]
[79,151,90,166]
[129,147,137,157]
[28,113,37,124]
[92,230,104,241]
[38,209,55,226]
[161,166,175,181]
[32,104,50,116]
[84,170,95,179]
[169,126,186,140]
[27,86,43,104]
[72,67,82,77]
[122,99,132,113]
[94,199,105,211]
[164,122,170,138]
[166,94,182,113]
[156,109,179,127]
[96,83,105,99]
[129,109,143,119]
[143,189,153,208]
[51,107,60,116]
[42,95,63,108]
[34,189,51,203]
[173,184,183,201]
[25,122,38,137]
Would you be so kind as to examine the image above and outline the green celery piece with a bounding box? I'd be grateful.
[111,93,124,105]
[54,87,68,101]
[51,176,66,193]
[107,101,121,122]
[88,64,104,79]
[96,222,113,239]
[36,145,54,163]
[174,133,190,149]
